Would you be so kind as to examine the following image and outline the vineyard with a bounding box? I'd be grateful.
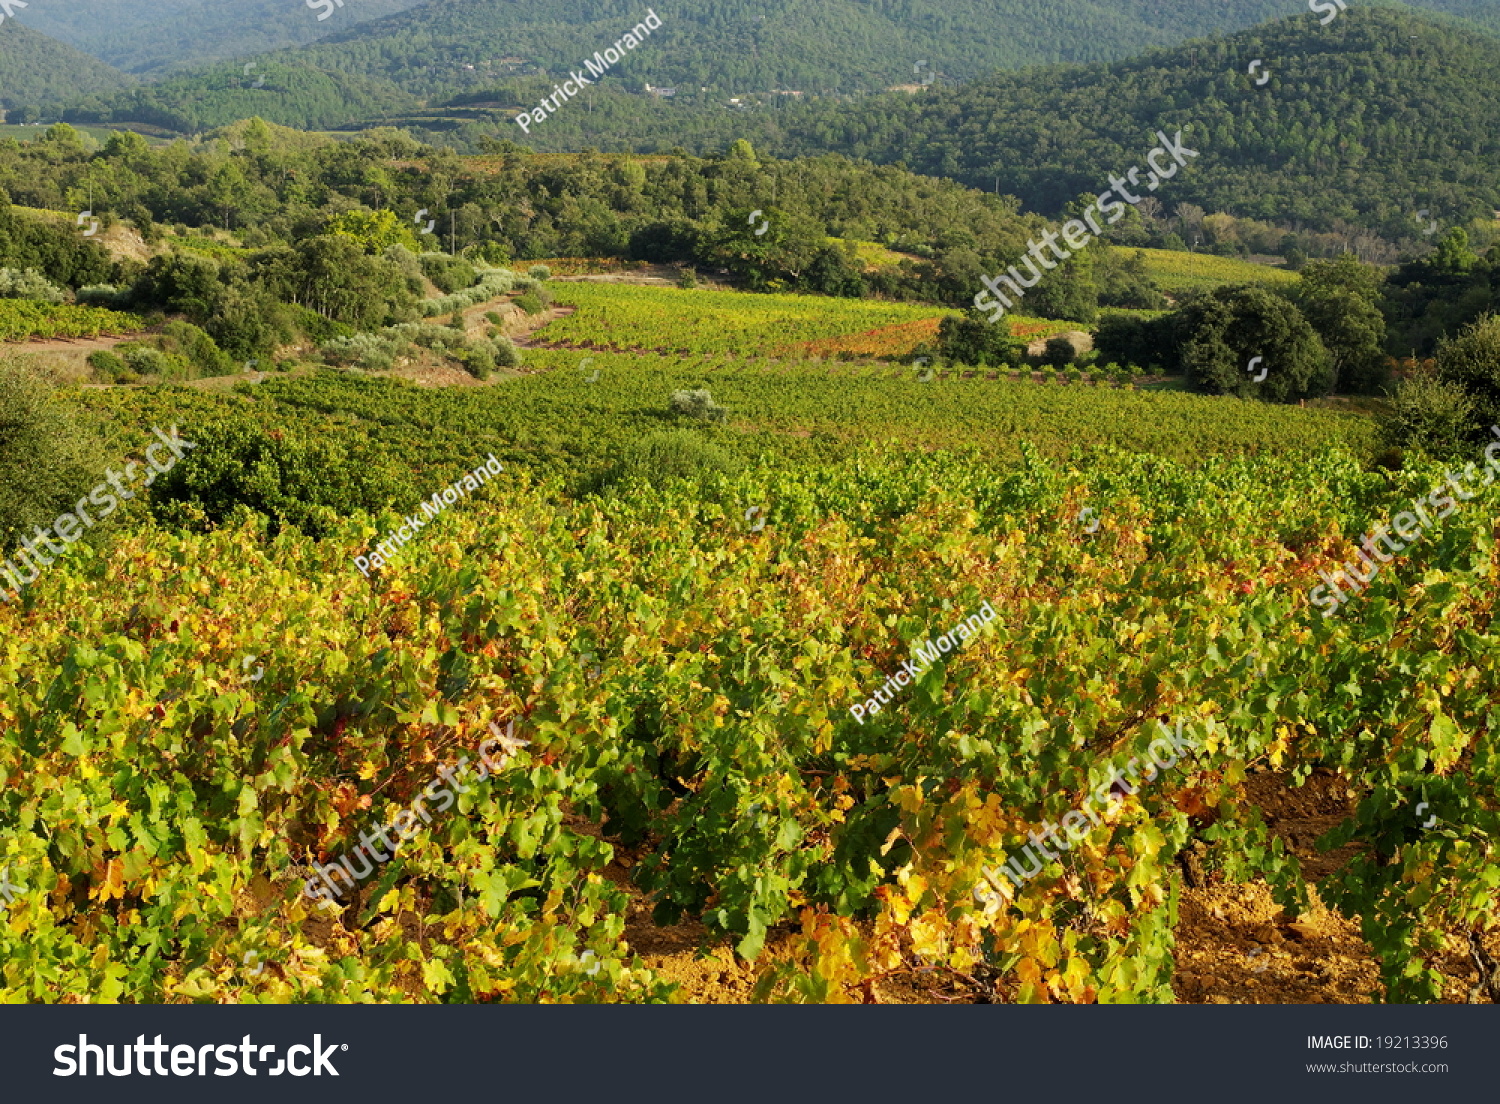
[541,282,957,356]
[1117,247,1300,295]
[74,357,1378,492]
[0,300,145,342]
[3,427,1498,1003]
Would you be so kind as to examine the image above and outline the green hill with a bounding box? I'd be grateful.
[20,0,427,75]
[0,21,133,114]
[466,7,1499,242]
[191,0,1500,96]
[39,0,1500,130]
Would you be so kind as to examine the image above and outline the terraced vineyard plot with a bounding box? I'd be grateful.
[1115,247,1300,295]
[541,282,957,356]
[0,301,145,342]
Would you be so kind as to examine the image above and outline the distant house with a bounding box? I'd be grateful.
[645,84,677,97]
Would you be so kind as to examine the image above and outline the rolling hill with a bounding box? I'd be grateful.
[27,0,1500,125]
[17,0,427,74]
[0,21,133,115]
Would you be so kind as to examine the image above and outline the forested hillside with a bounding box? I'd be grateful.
[45,6,1500,248]
[28,0,1500,133]
[443,8,1500,243]
[0,21,133,116]
[16,0,426,74]
[117,0,1500,95]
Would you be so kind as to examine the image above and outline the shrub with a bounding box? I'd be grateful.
[0,361,105,557]
[87,349,127,380]
[485,311,504,326]
[1436,313,1500,433]
[1382,369,1479,461]
[0,267,66,304]
[1043,336,1076,367]
[491,335,521,368]
[420,252,479,294]
[157,320,233,378]
[514,292,544,315]
[938,309,1014,364]
[1175,285,1334,402]
[320,333,399,371]
[454,341,494,380]
[677,267,698,289]
[589,429,739,495]
[76,284,130,309]
[419,268,518,317]
[147,418,415,539]
[527,264,551,281]
[669,388,727,422]
[119,344,190,380]
[389,322,461,350]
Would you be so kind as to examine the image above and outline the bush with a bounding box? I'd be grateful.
[118,344,190,380]
[320,333,399,371]
[76,284,130,309]
[1383,369,1479,461]
[490,335,521,368]
[389,322,461,351]
[454,341,494,380]
[1043,335,1077,367]
[1436,313,1500,433]
[677,267,698,289]
[485,311,504,325]
[528,264,551,281]
[419,268,518,317]
[158,320,234,378]
[0,361,105,559]
[1094,313,1175,371]
[1174,285,1334,402]
[86,349,127,380]
[589,429,739,495]
[937,309,1016,364]
[0,267,66,304]
[147,417,415,539]
[420,252,479,294]
[669,388,727,422]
